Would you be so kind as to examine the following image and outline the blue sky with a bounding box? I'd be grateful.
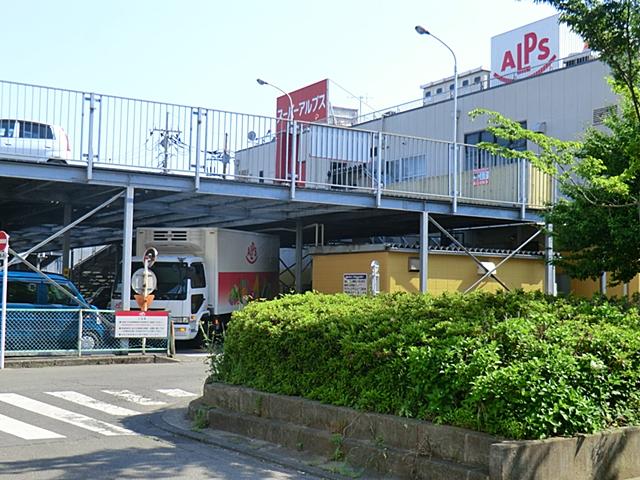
[6,0,557,118]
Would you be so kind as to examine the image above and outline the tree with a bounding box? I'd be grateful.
[472,0,640,284]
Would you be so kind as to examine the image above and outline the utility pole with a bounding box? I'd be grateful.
[150,112,181,173]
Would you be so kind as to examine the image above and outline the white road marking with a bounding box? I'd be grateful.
[45,391,139,417]
[156,389,197,398]
[0,413,65,440]
[0,393,136,436]
[102,390,166,406]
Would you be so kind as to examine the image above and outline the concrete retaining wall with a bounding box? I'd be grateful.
[193,382,640,480]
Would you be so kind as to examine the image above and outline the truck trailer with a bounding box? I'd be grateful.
[112,227,280,341]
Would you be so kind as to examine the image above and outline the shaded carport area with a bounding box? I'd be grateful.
[0,160,549,299]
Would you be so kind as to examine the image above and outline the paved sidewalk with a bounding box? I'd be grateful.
[155,407,373,480]
[4,354,178,368]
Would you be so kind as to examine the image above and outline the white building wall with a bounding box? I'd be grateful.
[357,61,618,145]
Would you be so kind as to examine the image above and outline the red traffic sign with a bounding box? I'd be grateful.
[0,231,8,250]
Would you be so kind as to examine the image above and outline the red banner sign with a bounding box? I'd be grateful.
[276,79,328,124]
[274,79,328,183]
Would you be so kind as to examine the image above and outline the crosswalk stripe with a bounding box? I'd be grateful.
[0,413,65,440]
[102,390,167,406]
[156,388,197,398]
[45,391,139,417]
[0,394,136,436]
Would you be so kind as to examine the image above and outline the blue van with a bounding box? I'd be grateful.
[1,271,110,351]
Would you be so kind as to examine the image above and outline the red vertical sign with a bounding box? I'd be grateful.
[0,231,8,253]
[275,79,328,182]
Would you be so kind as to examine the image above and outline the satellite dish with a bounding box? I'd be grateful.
[247,131,257,141]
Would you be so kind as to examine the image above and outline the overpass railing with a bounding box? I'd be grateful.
[0,79,551,211]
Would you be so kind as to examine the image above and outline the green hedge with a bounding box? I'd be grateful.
[212,291,640,440]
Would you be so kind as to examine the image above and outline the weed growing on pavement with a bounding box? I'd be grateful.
[191,407,209,431]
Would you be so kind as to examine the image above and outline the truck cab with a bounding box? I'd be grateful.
[113,227,281,344]
[111,255,208,341]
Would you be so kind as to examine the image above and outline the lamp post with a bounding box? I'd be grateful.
[415,26,459,212]
[256,78,297,198]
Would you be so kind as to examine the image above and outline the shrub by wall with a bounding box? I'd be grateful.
[212,291,640,440]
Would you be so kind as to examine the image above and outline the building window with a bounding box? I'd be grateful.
[474,76,481,84]
[425,91,432,98]
[436,87,443,94]
[385,154,428,184]
[449,84,454,91]
[464,121,527,169]
[462,79,469,87]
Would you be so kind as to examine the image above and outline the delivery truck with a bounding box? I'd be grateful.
[111,227,280,342]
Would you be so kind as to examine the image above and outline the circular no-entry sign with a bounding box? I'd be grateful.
[0,231,8,253]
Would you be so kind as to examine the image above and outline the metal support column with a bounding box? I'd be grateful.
[86,93,96,181]
[520,158,527,219]
[122,187,134,311]
[194,108,202,191]
[600,272,607,295]
[544,223,556,296]
[295,219,303,293]
[452,143,458,213]
[376,133,383,207]
[290,121,297,200]
[419,211,429,293]
[62,204,72,277]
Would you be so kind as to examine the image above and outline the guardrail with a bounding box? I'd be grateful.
[0,79,552,211]
[2,309,167,356]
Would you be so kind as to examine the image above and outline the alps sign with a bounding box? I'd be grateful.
[491,15,560,86]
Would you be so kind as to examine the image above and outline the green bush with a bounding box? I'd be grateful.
[212,291,640,440]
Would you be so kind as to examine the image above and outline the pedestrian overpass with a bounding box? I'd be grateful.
[0,79,554,294]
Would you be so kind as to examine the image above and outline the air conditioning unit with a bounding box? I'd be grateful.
[477,261,496,275]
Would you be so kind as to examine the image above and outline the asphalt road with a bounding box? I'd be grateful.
[0,351,325,479]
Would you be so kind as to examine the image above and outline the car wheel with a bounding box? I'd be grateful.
[80,331,101,350]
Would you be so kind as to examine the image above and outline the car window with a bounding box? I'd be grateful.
[18,121,54,140]
[45,283,78,305]
[190,263,206,288]
[0,120,15,138]
[7,281,39,304]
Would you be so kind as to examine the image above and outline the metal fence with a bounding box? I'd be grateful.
[2,309,167,357]
[0,79,552,210]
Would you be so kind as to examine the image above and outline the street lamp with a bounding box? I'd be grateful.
[256,78,294,123]
[256,78,297,199]
[415,26,459,212]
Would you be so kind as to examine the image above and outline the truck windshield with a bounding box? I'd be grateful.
[131,261,188,301]
[113,262,188,300]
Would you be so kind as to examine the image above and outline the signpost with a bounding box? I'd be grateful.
[116,247,162,354]
[0,231,9,369]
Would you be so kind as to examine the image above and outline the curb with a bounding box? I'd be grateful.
[154,408,363,480]
[4,354,179,368]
